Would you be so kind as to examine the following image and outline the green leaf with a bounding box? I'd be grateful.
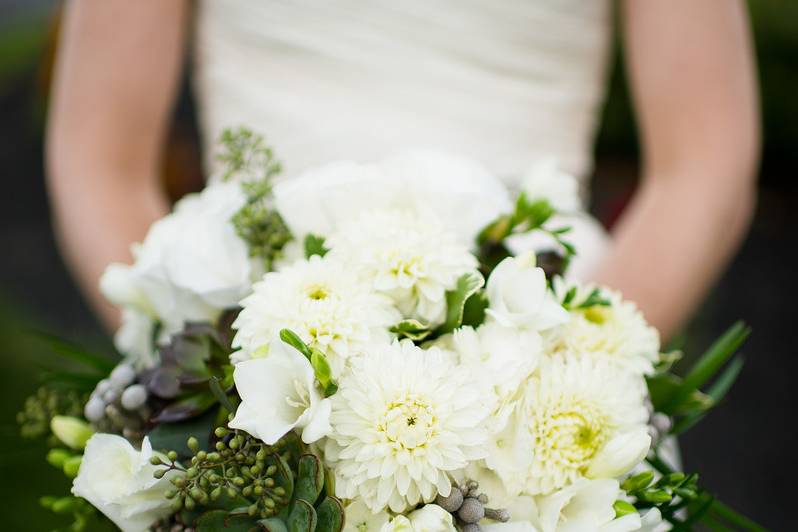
[258,518,289,532]
[670,356,745,436]
[315,496,345,532]
[663,322,750,413]
[304,234,329,258]
[31,331,116,373]
[280,329,313,360]
[287,499,317,532]
[147,406,218,456]
[294,454,324,505]
[195,509,258,531]
[438,272,485,334]
[513,194,555,229]
[461,290,489,328]
[390,319,432,341]
[706,499,768,532]
[209,376,236,413]
[273,452,295,502]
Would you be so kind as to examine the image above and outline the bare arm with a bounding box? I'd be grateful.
[46,0,188,328]
[592,0,760,339]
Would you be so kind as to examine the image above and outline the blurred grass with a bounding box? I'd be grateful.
[0,295,77,531]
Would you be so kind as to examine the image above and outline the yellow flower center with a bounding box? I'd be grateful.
[380,395,437,451]
[531,397,609,476]
[305,283,330,300]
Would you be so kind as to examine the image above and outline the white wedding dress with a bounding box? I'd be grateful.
[193,0,613,277]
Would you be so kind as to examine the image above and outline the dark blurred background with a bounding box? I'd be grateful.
[1,1,795,530]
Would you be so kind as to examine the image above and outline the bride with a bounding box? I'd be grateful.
[45,0,759,343]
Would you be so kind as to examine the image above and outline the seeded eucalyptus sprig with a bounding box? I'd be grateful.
[153,425,344,531]
[218,127,293,271]
[17,386,87,443]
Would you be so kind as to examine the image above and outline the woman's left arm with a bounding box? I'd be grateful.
[592,0,760,339]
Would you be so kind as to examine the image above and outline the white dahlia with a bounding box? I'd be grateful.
[546,280,661,376]
[486,356,650,496]
[325,340,490,513]
[327,209,478,325]
[231,255,399,375]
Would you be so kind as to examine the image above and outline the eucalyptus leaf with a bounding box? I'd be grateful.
[195,509,258,531]
[258,518,289,532]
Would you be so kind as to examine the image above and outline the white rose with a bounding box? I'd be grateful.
[100,182,259,366]
[229,336,331,444]
[381,505,457,532]
[72,434,175,532]
[274,151,511,248]
[486,253,569,331]
[450,323,541,430]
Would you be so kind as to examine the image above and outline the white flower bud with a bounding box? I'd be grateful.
[120,384,148,411]
[109,364,136,388]
[84,397,106,422]
[95,379,111,395]
[103,389,119,404]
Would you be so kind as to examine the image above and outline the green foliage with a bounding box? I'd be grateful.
[643,452,766,531]
[154,428,343,532]
[218,127,293,270]
[647,321,750,438]
[438,272,485,335]
[17,386,87,443]
[561,286,611,310]
[390,319,433,341]
[476,194,575,276]
[304,234,329,259]
[39,495,113,532]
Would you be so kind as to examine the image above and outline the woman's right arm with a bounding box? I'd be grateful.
[46,0,189,328]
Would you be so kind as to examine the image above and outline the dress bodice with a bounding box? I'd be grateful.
[193,0,613,187]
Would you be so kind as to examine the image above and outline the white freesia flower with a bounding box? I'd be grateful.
[381,505,457,532]
[228,336,331,444]
[100,182,257,367]
[546,280,661,376]
[449,323,541,430]
[273,151,511,247]
[231,255,399,374]
[486,253,569,332]
[521,158,581,213]
[535,479,641,532]
[462,468,645,532]
[327,209,478,325]
[486,356,650,496]
[325,340,490,513]
[72,435,175,532]
[343,500,390,532]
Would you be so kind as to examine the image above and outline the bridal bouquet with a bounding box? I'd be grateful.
[20,130,763,532]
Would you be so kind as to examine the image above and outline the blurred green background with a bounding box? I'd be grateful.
[1,1,796,530]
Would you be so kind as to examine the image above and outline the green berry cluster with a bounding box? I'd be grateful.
[153,427,302,519]
[217,127,293,270]
[17,386,86,443]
